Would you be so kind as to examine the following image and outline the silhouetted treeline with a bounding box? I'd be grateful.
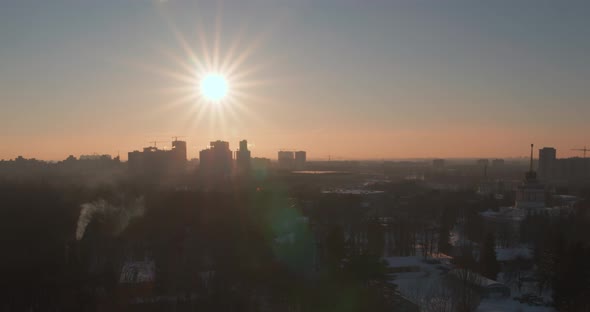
[519,200,590,311]
[0,180,398,311]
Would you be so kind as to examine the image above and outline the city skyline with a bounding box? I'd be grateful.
[2,0,590,160]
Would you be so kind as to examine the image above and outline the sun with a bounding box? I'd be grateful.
[199,73,229,101]
[144,14,271,137]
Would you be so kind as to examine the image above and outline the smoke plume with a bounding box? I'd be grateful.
[75,197,144,240]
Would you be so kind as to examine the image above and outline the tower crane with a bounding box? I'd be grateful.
[571,146,589,158]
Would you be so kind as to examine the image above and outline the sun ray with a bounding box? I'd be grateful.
[156,47,205,78]
[220,27,246,74]
[135,7,276,140]
[212,3,223,71]
[163,15,207,74]
[196,20,213,71]
[223,32,267,76]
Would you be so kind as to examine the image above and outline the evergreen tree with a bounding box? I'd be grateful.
[324,224,345,267]
[366,221,385,257]
[438,224,451,254]
[552,242,590,311]
[479,233,500,280]
[438,206,453,254]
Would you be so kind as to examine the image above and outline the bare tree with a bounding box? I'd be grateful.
[446,269,482,312]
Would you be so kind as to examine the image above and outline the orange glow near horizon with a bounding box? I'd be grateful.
[2,123,588,162]
[2,3,590,162]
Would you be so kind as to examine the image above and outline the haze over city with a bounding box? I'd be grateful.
[2,0,589,160]
[5,1,590,312]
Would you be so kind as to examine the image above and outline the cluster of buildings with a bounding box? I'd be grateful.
[511,145,589,214]
[127,139,306,179]
[128,139,187,176]
[515,145,546,212]
[278,150,307,170]
[538,147,590,184]
[480,145,587,220]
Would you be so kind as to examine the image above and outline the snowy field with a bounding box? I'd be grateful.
[385,255,555,312]
[477,298,554,312]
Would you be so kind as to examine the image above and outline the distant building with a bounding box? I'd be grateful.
[477,179,505,196]
[171,139,187,164]
[278,151,295,170]
[538,147,556,181]
[515,144,545,212]
[491,159,505,166]
[127,150,143,173]
[538,147,590,184]
[295,151,307,170]
[127,140,187,176]
[251,157,271,177]
[476,159,489,167]
[236,140,251,175]
[199,140,233,178]
[80,154,112,161]
[432,159,445,168]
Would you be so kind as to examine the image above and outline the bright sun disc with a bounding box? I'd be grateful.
[199,73,228,101]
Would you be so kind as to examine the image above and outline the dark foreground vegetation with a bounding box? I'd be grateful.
[2,178,590,311]
[0,181,394,311]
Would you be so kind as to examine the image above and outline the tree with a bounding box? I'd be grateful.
[438,224,451,254]
[447,269,482,312]
[343,253,389,286]
[503,255,531,293]
[324,224,345,267]
[437,205,454,254]
[552,242,590,311]
[534,233,564,296]
[479,233,500,280]
[367,221,385,257]
[453,243,477,272]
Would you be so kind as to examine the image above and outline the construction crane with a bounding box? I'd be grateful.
[148,141,167,148]
[571,146,589,158]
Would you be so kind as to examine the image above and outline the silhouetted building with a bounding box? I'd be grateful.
[199,140,233,178]
[80,154,112,161]
[236,140,251,175]
[127,140,187,176]
[128,150,143,173]
[278,151,295,170]
[492,159,505,167]
[537,147,590,185]
[171,139,187,164]
[251,157,271,177]
[295,151,307,170]
[70,154,120,170]
[477,159,489,167]
[141,147,172,174]
[432,159,445,168]
[477,179,506,196]
[516,144,545,212]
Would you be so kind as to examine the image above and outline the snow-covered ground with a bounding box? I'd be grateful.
[495,247,532,262]
[477,298,554,312]
[385,254,453,309]
[480,207,526,221]
[385,253,555,312]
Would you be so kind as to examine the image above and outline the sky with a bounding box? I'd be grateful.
[1,0,589,160]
